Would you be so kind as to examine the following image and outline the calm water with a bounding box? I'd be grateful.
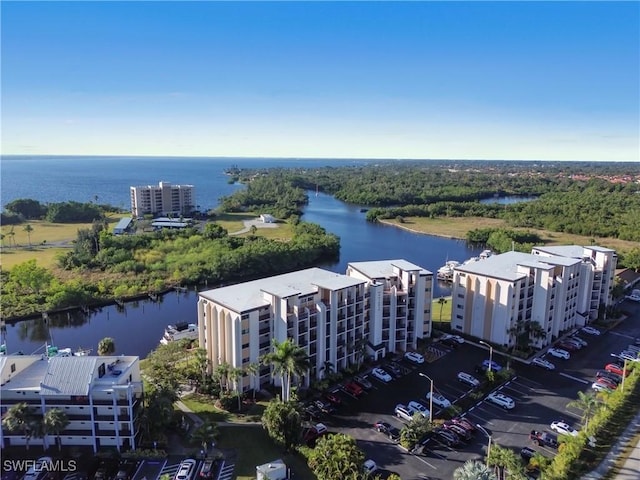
[1,156,482,358]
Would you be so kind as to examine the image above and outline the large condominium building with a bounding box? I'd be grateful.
[130,181,195,218]
[450,246,616,349]
[197,260,433,393]
[1,355,143,452]
[531,246,617,320]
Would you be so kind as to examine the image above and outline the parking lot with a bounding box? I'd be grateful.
[308,299,640,480]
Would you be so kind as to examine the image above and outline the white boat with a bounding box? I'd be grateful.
[437,260,460,281]
[160,322,198,344]
[479,249,493,259]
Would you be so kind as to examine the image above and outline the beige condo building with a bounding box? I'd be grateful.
[130,181,195,218]
[197,260,433,393]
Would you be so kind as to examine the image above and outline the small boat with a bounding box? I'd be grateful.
[0,343,6,356]
[160,322,198,345]
[437,260,460,281]
[479,249,493,259]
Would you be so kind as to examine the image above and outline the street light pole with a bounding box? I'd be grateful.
[479,340,494,373]
[476,423,493,466]
[611,354,628,392]
[419,373,434,423]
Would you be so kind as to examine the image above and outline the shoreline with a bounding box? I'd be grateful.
[377,219,467,241]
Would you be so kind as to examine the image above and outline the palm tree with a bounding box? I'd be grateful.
[438,297,448,327]
[227,367,245,411]
[321,361,335,380]
[0,233,5,248]
[244,362,261,401]
[190,421,218,452]
[353,337,369,368]
[2,403,37,450]
[453,460,497,480]
[43,408,70,451]
[97,337,116,356]
[567,391,600,428]
[7,226,15,248]
[23,224,34,248]
[260,338,311,402]
[214,362,231,393]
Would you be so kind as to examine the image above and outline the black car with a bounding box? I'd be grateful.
[441,338,460,348]
[313,400,336,414]
[434,428,460,447]
[199,459,219,480]
[93,460,119,480]
[373,421,401,442]
[304,405,323,420]
[115,461,138,480]
[596,370,622,385]
[384,362,403,377]
[530,430,558,449]
[520,447,537,460]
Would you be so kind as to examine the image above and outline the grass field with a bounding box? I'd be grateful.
[382,216,639,252]
[432,296,452,323]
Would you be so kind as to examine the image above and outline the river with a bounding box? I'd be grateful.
[2,191,484,358]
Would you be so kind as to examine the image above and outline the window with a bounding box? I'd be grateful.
[10,363,16,373]
[456,314,463,320]
[242,342,249,349]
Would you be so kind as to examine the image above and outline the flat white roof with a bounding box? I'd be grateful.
[2,358,49,391]
[348,259,432,279]
[199,267,366,313]
[533,245,615,258]
[455,251,564,281]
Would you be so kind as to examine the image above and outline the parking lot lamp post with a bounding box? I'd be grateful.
[479,340,494,373]
[611,354,628,392]
[418,373,434,423]
[476,424,492,466]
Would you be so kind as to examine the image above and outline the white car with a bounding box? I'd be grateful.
[625,294,640,302]
[582,326,601,336]
[442,334,465,344]
[547,348,570,360]
[486,392,515,410]
[364,459,378,475]
[174,459,197,480]
[404,351,425,364]
[457,372,480,387]
[24,457,53,480]
[550,421,579,437]
[408,400,430,418]
[592,382,613,393]
[371,367,393,383]
[426,391,452,409]
[570,336,588,347]
[395,403,416,421]
[532,357,556,370]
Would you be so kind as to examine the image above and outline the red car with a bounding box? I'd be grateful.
[556,342,578,352]
[343,382,363,397]
[595,377,618,390]
[324,392,342,405]
[605,363,629,377]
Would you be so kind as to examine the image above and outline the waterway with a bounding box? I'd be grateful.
[2,192,485,358]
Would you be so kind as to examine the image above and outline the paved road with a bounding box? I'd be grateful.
[614,436,640,480]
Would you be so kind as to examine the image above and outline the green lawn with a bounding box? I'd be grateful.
[217,426,316,480]
[432,296,452,324]
[180,394,267,423]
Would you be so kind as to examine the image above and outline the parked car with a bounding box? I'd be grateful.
[353,375,373,390]
[408,400,430,418]
[594,377,618,390]
[324,392,342,405]
[371,367,393,383]
[373,421,401,442]
[520,447,537,460]
[313,399,336,414]
[441,334,465,344]
[581,326,601,335]
[404,351,425,364]
[555,342,578,352]
[363,460,378,476]
[24,458,53,480]
[596,370,622,384]
[457,372,480,387]
[94,460,119,480]
[532,357,556,370]
[547,348,570,360]
[174,460,197,480]
[434,428,460,447]
[592,382,614,393]
[444,422,472,441]
[563,338,584,348]
[570,336,588,347]
[482,359,503,372]
[426,391,452,409]
[199,459,219,480]
[486,392,515,410]
[605,363,629,377]
[550,421,579,437]
[395,404,416,421]
[530,430,558,449]
[303,423,328,444]
[343,382,363,396]
[441,337,460,348]
[385,362,404,377]
[114,461,138,480]
[451,417,477,432]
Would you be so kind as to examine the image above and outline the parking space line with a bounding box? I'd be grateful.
[410,453,438,470]
[559,372,590,384]
[610,331,635,339]
[512,376,543,387]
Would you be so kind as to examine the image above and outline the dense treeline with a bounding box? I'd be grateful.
[466,228,543,254]
[219,171,308,218]
[2,198,119,225]
[228,161,640,264]
[0,221,340,318]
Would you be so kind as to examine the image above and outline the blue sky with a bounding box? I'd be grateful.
[2,1,639,161]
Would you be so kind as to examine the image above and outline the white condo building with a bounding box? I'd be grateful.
[197,260,433,393]
[451,246,616,349]
[130,181,195,218]
[0,355,143,452]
